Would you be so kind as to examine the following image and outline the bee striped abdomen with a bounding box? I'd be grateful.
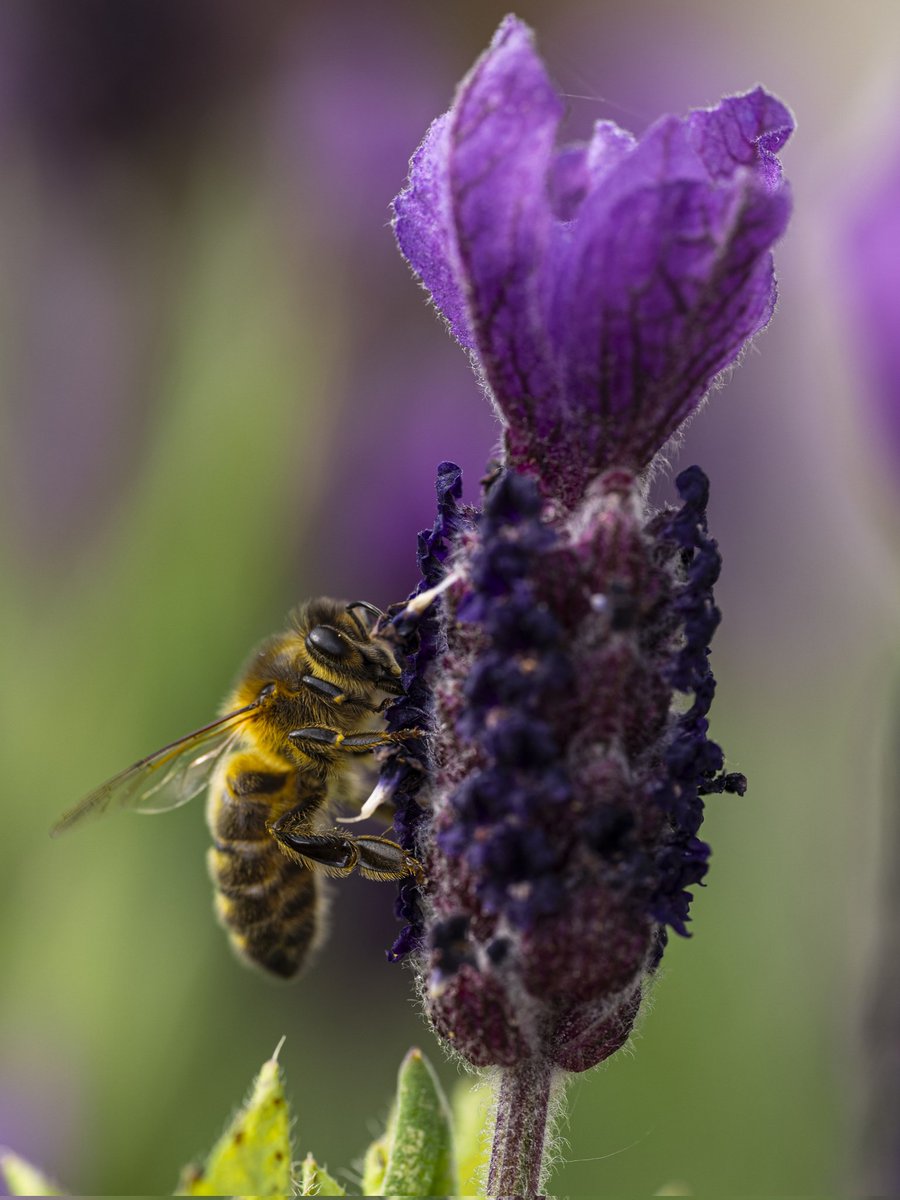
[206,758,322,980]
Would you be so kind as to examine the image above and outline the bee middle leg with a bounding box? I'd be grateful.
[287,726,418,753]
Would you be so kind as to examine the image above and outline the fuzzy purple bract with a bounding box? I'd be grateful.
[383,15,792,1075]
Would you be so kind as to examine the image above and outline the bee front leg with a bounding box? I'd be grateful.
[299,674,382,711]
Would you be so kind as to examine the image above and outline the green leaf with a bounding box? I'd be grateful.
[177,1039,292,1196]
[361,1131,389,1196]
[451,1079,492,1197]
[378,1047,457,1197]
[0,1149,64,1196]
[299,1152,346,1196]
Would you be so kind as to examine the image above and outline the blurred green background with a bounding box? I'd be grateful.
[2,0,899,1194]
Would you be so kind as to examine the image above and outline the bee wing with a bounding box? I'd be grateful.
[51,701,259,837]
[131,726,243,814]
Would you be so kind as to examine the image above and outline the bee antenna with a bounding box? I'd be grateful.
[346,600,385,640]
[347,600,385,621]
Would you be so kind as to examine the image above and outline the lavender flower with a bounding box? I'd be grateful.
[384,16,792,1195]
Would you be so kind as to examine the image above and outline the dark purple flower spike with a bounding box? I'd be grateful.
[385,15,791,1197]
[394,15,792,509]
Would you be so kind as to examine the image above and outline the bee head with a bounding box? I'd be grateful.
[301,601,403,697]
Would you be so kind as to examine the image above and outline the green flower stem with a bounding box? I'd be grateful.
[487,1059,556,1199]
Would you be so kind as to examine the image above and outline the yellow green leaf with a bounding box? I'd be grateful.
[299,1152,346,1196]
[177,1040,292,1196]
[0,1149,64,1196]
[451,1079,492,1196]
[361,1131,389,1196]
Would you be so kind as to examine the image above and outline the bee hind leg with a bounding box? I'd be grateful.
[355,835,424,883]
[270,827,360,877]
[270,818,422,883]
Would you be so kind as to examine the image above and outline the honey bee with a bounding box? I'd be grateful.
[52,599,423,979]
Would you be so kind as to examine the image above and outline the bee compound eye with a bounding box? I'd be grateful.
[306,625,350,660]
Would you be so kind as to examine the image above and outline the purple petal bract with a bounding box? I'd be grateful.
[393,16,794,504]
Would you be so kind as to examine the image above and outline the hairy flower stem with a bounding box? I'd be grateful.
[487,1059,556,1198]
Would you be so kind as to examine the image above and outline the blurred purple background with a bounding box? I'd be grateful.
[2,1,900,1194]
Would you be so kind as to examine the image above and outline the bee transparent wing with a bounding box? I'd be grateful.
[51,701,259,837]
[129,727,243,815]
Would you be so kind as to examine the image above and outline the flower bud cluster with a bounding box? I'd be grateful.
[380,461,472,962]
[384,462,744,1071]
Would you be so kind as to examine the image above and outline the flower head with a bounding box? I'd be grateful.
[393,15,793,507]
[385,16,790,1083]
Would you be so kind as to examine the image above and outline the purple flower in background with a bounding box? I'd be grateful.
[384,16,791,1196]
[844,139,900,1198]
[846,150,900,481]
